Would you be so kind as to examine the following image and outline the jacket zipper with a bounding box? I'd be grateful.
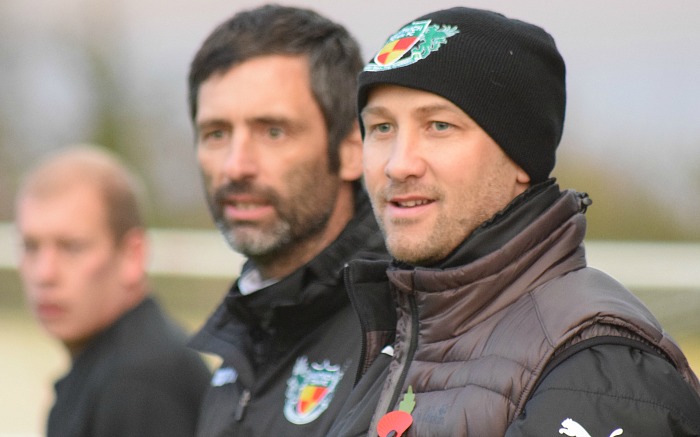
[234,388,251,421]
[386,292,420,414]
[343,263,369,385]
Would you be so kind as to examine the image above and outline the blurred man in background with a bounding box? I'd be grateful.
[187,4,387,436]
[15,145,211,437]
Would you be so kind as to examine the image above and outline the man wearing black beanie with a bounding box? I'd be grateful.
[327,7,700,437]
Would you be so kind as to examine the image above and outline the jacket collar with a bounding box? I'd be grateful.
[224,185,385,332]
[389,183,587,292]
[430,179,560,269]
[385,187,591,349]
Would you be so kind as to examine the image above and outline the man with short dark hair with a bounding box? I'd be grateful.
[329,7,700,436]
[187,5,386,436]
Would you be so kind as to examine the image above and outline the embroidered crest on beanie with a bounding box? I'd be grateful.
[358,7,567,183]
[366,20,459,71]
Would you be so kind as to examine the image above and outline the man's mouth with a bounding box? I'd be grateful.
[36,302,65,320]
[393,199,432,208]
[230,201,266,210]
[221,195,275,221]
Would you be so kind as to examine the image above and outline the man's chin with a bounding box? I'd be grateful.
[223,229,283,257]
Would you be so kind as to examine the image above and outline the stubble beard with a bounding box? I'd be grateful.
[373,164,521,266]
[371,181,446,266]
[209,175,340,260]
[216,215,293,257]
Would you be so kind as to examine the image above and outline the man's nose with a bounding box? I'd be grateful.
[384,131,427,181]
[223,132,258,181]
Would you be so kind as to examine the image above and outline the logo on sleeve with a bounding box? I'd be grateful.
[284,356,345,425]
[211,366,237,387]
[559,418,623,437]
[364,20,459,72]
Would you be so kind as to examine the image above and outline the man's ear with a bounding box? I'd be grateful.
[118,227,148,290]
[516,167,531,185]
[338,121,363,182]
[515,167,531,196]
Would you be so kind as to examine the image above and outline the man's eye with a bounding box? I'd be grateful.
[60,240,88,254]
[267,127,284,139]
[204,130,225,140]
[432,121,451,131]
[198,130,225,147]
[374,123,392,134]
[22,240,39,255]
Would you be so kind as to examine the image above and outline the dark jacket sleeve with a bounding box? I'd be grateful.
[505,344,700,436]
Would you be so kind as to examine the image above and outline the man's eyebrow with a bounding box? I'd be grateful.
[413,103,462,117]
[360,106,391,119]
[250,116,294,126]
[195,118,231,132]
[361,103,462,119]
[196,115,307,137]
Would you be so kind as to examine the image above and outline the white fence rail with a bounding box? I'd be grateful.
[2,222,700,290]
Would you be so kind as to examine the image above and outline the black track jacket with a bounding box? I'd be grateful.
[190,188,387,437]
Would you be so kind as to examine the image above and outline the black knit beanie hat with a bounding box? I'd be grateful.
[358,7,566,183]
